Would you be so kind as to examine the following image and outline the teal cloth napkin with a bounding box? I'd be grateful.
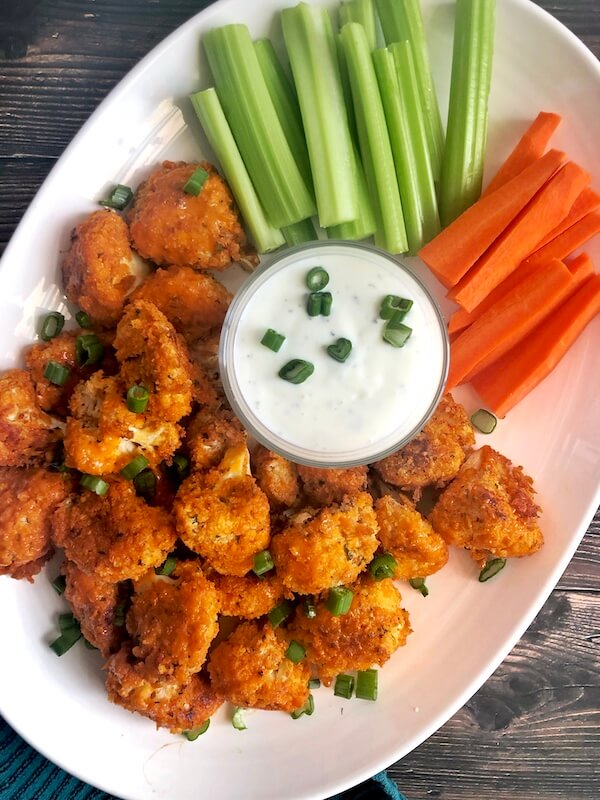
[1,716,406,800]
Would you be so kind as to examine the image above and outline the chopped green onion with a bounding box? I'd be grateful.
[83,638,98,650]
[409,577,429,597]
[50,626,82,656]
[479,557,506,583]
[261,329,286,352]
[126,385,149,414]
[356,669,378,701]
[58,612,79,633]
[268,600,293,629]
[326,586,354,616]
[99,184,133,210]
[190,89,285,254]
[285,640,306,664]
[172,454,190,479]
[290,693,315,719]
[382,317,412,348]
[155,555,178,577]
[40,312,65,342]
[183,167,210,196]
[334,673,354,699]
[134,468,156,501]
[120,455,149,481]
[306,267,330,292]
[75,333,104,367]
[279,359,315,385]
[304,599,317,619]
[183,720,210,741]
[252,549,274,577]
[203,25,315,228]
[438,0,496,226]
[471,409,498,434]
[113,605,126,627]
[80,474,109,496]
[281,4,358,227]
[379,295,413,321]
[327,337,352,363]
[51,574,66,595]
[75,311,92,329]
[307,291,333,317]
[232,707,247,731]
[309,678,321,690]
[43,360,70,387]
[370,553,398,581]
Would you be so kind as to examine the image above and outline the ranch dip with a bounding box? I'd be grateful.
[220,242,448,466]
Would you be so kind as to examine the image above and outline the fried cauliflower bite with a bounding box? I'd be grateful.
[208,620,310,711]
[297,465,368,507]
[64,371,181,474]
[430,446,543,566]
[61,209,140,328]
[288,575,411,684]
[52,477,177,582]
[210,572,287,619]
[271,492,379,595]
[114,300,194,424]
[132,265,232,343]
[62,560,127,656]
[375,495,448,580]
[174,445,270,576]
[0,468,70,581]
[0,370,62,467]
[126,562,219,682]
[252,446,300,510]
[374,394,475,493]
[106,645,222,734]
[127,161,256,271]
[186,405,246,471]
[25,332,80,415]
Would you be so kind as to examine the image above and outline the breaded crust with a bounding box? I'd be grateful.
[297,465,368,506]
[210,571,287,619]
[252,446,300,510]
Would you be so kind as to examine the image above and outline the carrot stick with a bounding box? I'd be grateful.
[446,259,574,389]
[482,111,561,197]
[449,161,591,312]
[471,275,600,417]
[418,149,566,289]
[522,210,600,268]
[530,187,600,252]
[565,252,595,281]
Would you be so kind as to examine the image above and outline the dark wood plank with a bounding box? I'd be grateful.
[0,2,599,799]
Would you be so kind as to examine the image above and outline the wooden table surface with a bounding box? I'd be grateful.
[0,2,598,799]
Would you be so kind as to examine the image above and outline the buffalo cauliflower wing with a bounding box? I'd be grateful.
[62,560,127,656]
[288,575,411,683]
[252,446,300,510]
[375,494,448,579]
[61,209,140,328]
[52,477,176,582]
[0,370,62,467]
[185,405,246,472]
[373,394,474,493]
[0,467,70,580]
[114,299,194,424]
[106,645,222,734]
[174,445,270,576]
[208,620,310,711]
[209,571,287,619]
[127,161,255,271]
[430,446,543,565]
[132,265,231,343]
[271,492,379,595]
[127,562,219,682]
[297,465,368,507]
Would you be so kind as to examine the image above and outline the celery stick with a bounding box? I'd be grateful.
[328,141,376,241]
[204,25,316,228]
[254,38,314,197]
[190,89,285,254]
[438,0,495,227]
[341,22,407,254]
[376,42,440,252]
[281,3,358,228]
[376,0,444,181]
[339,0,377,51]
[335,33,358,145]
[282,218,319,246]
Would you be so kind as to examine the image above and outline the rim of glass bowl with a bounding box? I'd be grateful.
[218,240,450,468]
